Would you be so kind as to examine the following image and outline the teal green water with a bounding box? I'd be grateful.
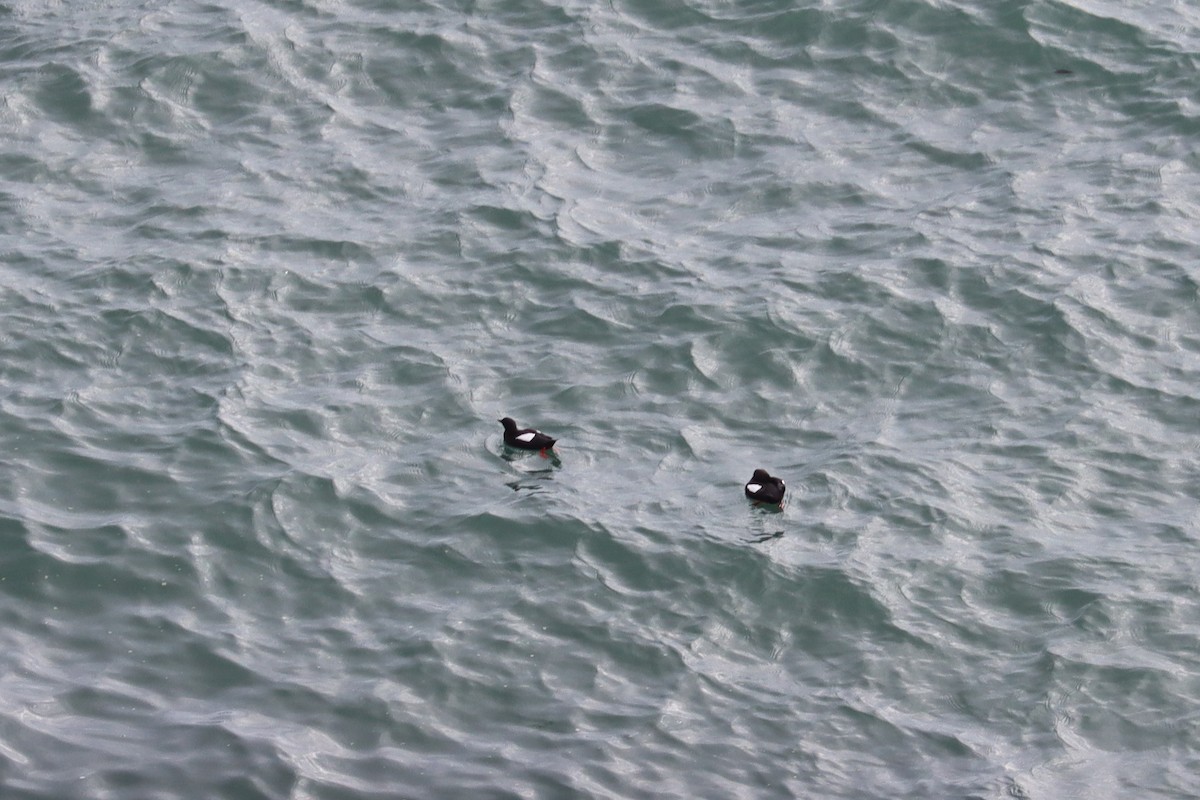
[2,0,1199,797]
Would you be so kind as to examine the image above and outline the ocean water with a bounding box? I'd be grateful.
[2,0,1199,797]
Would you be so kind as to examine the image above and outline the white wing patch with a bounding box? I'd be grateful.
[516,431,537,443]
[746,483,762,494]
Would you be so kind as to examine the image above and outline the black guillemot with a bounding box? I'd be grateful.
[500,417,558,455]
[744,468,785,506]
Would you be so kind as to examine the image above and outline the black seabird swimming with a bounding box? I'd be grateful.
[500,417,558,456]
[744,468,785,506]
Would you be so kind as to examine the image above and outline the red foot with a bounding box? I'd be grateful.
[539,449,550,458]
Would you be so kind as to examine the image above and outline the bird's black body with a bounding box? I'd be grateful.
[500,417,557,451]
[744,468,785,505]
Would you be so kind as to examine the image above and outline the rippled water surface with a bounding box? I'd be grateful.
[2,0,1199,797]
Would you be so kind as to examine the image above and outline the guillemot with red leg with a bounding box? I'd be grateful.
[500,417,558,457]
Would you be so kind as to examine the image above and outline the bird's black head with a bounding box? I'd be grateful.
[751,468,772,481]
[499,417,517,431]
